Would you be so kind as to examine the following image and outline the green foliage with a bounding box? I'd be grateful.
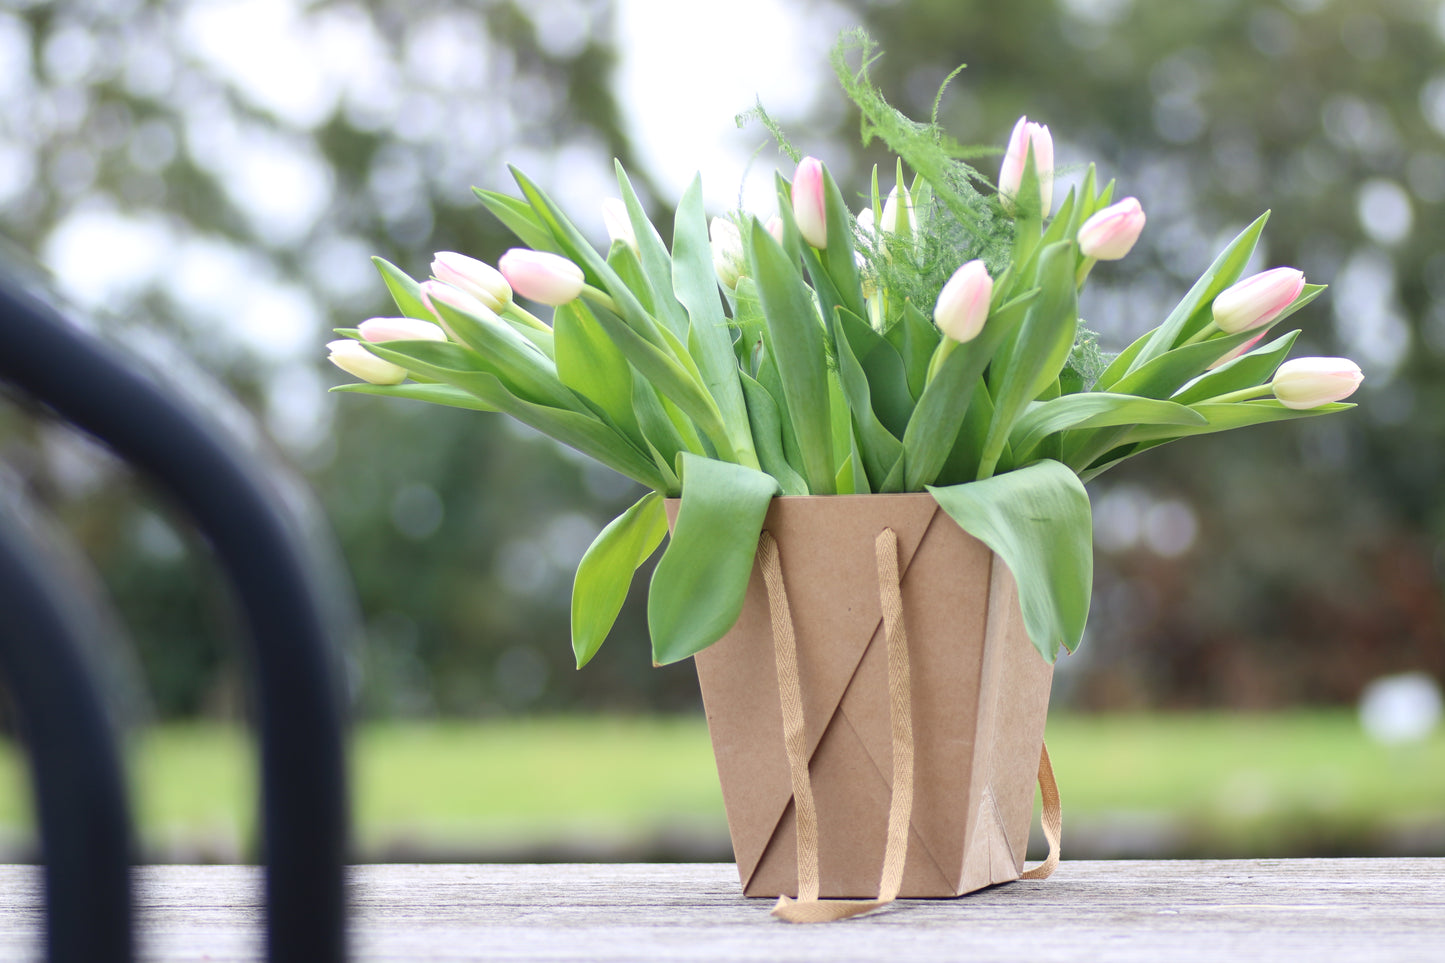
[930,460,1093,659]
[647,454,778,664]
[571,493,668,668]
[330,32,1357,669]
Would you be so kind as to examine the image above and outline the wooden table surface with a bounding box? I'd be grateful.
[0,859,1441,961]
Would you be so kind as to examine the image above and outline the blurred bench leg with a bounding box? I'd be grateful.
[0,278,351,962]
[0,507,132,963]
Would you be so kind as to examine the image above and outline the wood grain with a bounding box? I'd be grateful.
[0,860,1439,961]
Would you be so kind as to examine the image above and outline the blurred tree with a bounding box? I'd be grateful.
[0,0,699,717]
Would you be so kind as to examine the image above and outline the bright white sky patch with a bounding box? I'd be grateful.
[163,235,320,362]
[180,0,341,129]
[613,0,850,216]
[40,203,175,307]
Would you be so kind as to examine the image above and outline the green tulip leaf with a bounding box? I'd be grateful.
[553,301,642,441]
[648,454,779,664]
[936,379,997,485]
[830,307,903,491]
[747,218,836,494]
[582,301,735,462]
[330,382,498,412]
[1121,399,1355,446]
[1126,211,1269,373]
[902,286,1036,490]
[838,307,914,438]
[572,492,669,668]
[631,376,702,486]
[740,373,810,496]
[929,459,1092,662]
[673,177,757,467]
[1107,329,1261,400]
[614,161,692,338]
[1093,326,1153,391]
[888,300,942,402]
[430,300,577,411]
[1077,400,1355,482]
[366,339,665,489]
[1169,329,1300,406]
[979,240,1079,477]
[1010,393,1207,459]
[472,188,562,254]
[371,257,433,321]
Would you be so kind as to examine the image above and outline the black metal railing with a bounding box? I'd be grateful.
[0,492,133,963]
[0,269,352,962]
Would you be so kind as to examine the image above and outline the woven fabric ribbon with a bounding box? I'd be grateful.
[757,527,1061,924]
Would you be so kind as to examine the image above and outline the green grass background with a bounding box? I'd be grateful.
[0,712,1438,860]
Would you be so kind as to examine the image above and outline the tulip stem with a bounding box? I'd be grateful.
[504,305,551,331]
[1075,256,1097,288]
[579,284,618,313]
[1179,322,1219,347]
[924,338,957,384]
[1202,385,1273,405]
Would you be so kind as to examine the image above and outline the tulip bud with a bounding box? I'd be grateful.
[999,116,1054,214]
[358,317,448,343]
[880,181,914,236]
[765,215,786,245]
[1271,357,1363,409]
[1078,197,1146,261]
[431,252,512,311]
[791,156,828,249]
[327,339,406,385]
[498,248,586,306]
[856,206,876,238]
[602,198,637,252]
[419,279,494,339]
[1212,267,1306,334]
[710,216,745,289]
[933,260,993,343]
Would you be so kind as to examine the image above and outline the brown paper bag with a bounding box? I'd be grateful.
[678,492,1054,899]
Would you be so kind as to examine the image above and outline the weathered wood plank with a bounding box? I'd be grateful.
[0,860,1439,962]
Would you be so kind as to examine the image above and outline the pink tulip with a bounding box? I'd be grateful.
[358,317,448,343]
[1212,267,1306,334]
[1271,357,1363,409]
[933,260,993,343]
[498,249,586,306]
[431,252,511,311]
[419,279,496,339]
[327,339,406,385]
[1078,197,1146,261]
[880,181,914,235]
[765,215,786,245]
[791,156,828,249]
[999,116,1054,214]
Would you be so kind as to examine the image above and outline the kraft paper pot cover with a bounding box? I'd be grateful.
[669,492,1054,899]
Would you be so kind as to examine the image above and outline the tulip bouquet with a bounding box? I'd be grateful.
[329,34,1361,671]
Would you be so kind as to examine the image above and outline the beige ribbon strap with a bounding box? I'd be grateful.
[757,529,1062,922]
[763,528,915,923]
[1020,742,1062,880]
